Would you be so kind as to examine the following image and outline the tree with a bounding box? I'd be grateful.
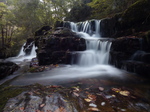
[87,0,139,19]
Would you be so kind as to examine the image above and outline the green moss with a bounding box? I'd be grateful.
[121,0,150,29]
[146,30,150,43]
[0,85,26,111]
[29,67,37,72]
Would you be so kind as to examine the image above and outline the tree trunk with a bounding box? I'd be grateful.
[1,25,5,48]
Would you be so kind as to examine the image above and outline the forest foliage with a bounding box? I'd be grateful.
[0,0,143,57]
[0,0,82,57]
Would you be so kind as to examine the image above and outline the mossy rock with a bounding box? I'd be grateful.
[0,85,25,111]
[121,0,150,30]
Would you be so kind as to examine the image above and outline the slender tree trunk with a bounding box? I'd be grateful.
[1,25,5,48]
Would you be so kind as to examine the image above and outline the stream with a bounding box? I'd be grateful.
[1,20,150,112]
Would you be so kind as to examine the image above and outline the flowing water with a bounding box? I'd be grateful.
[2,20,150,112]
[2,20,148,86]
[7,20,127,86]
[5,43,36,64]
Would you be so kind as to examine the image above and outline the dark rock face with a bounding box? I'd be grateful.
[35,28,86,65]
[121,0,150,31]
[99,0,150,38]
[100,15,120,37]
[23,38,34,55]
[110,37,150,77]
[0,62,19,79]
[122,61,150,77]
[35,26,52,36]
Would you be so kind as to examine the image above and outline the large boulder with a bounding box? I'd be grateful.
[110,36,150,77]
[35,27,86,65]
[100,14,121,37]
[35,26,52,36]
[0,62,19,79]
[122,61,150,77]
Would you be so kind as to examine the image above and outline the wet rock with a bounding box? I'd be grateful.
[0,62,19,79]
[100,16,120,37]
[3,84,150,112]
[110,37,150,77]
[35,27,86,65]
[35,26,52,36]
[110,37,141,68]
[54,21,64,28]
[122,61,150,77]
[53,28,74,37]
[142,53,150,64]
[23,38,34,55]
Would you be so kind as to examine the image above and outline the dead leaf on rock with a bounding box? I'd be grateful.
[47,110,52,112]
[112,88,121,93]
[112,95,116,97]
[99,87,104,91]
[55,64,59,67]
[54,107,66,112]
[40,103,45,108]
[84,98,92,102]
[88,94,96,101]
[73,92,79,97]
[27,92,33,95]
[88,107,100,111]
[73,87,80,92]
[36,110,44,112]
[119,91,130,96]
[19,107,24,111]
[34,91,41,95]
[47,85,60,88]
[51,85,60,88]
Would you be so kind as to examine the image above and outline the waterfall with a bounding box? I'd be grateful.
[17,42,36,58]
[65,20,112,67]
[5,42,37,63]
[17,43,26,57]
[30,44,36,57]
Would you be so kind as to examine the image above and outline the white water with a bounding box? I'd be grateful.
[5,43,36,63]
[69,20,112,66]
[17,43,26,57]
[4,20,124,86]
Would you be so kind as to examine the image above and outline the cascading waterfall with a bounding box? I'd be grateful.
[6,43,37,63]
[30,44,36,57]
[65,20,112,67]
[18,42,36,58]
[17,43,26,57]
[7,20,123,86]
